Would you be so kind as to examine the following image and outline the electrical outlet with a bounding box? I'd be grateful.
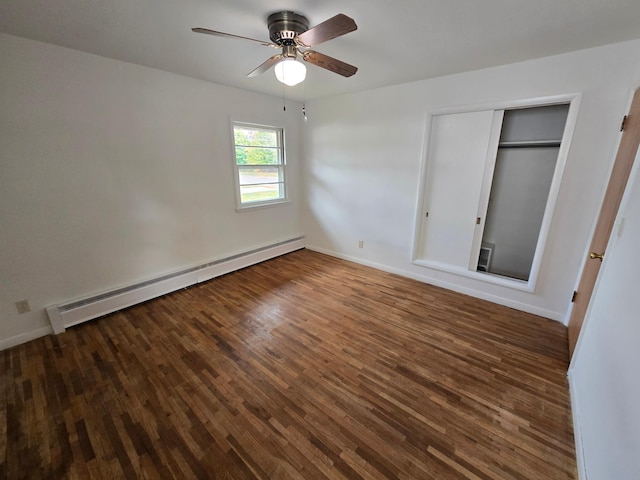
[358,240,364,248]
[15,300,31,314]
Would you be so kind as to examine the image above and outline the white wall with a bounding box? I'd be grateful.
[2,33,640,347]
[569,148,640,479]
[303,39,640,321]
[0,33,303,348]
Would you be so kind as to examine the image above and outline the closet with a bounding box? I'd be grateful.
[413,97,576,290]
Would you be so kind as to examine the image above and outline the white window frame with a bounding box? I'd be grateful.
[231,121,288,210]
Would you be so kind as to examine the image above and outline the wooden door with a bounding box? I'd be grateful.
[568,87,640,357]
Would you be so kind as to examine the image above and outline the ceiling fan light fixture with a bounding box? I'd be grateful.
[274,58,306,86]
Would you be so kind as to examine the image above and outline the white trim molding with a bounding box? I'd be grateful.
[46,237,305,334]
[0,326,54,351]
[307,244,564,322]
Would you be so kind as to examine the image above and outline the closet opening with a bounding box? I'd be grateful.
[475,104,570,281]
[412,95,578,292]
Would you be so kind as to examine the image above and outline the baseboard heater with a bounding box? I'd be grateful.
[46,237,305,334]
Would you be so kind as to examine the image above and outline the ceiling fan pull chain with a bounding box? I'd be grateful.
[302,81,307,122]
[282,81,286,111]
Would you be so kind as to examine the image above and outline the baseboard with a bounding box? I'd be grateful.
[47,237,305,333]
[0,326,53,351]
[568,370,587,479]
[305,245,564,322]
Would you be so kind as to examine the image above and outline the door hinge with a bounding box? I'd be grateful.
[620,115,628,132]
[571,290,577,303]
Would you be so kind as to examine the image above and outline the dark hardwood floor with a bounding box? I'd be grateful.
[1,249,576,479]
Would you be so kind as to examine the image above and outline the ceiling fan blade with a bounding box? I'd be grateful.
[296,14,357,47]
[302,51,358,77]
[247,54,283,77]
[191,28,274,47]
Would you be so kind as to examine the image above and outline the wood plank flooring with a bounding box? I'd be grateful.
[1,249,576,479]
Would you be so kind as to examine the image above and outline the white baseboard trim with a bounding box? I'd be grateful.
[568,370,587,479]
[46,237,305,334]
[0,326,53,351]
[306,245,564,322]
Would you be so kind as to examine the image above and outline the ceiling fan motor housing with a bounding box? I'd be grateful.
[268,11,309,45]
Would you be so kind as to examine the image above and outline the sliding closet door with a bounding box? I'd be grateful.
[414,96,577,291]
[418,110,501,268]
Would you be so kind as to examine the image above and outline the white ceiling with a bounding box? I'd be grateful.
[2,0,640,101]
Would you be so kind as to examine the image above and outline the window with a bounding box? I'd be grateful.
[232,122,287,208]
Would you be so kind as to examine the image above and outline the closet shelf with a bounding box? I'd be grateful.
[499,140,562,148]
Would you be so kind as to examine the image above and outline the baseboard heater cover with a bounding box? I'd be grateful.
[46,237,305,334]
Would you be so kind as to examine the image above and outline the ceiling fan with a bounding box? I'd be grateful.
[192,11,358,86]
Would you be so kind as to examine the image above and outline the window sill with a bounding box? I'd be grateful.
[236,199,291,213]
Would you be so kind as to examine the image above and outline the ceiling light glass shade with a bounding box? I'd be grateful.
[274,58,306,86]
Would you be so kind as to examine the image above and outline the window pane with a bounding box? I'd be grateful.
[232,123,285,207]
[234,127,278,148]
[238,166,282,186]
[240,183,284,203]
[235,146,280,165]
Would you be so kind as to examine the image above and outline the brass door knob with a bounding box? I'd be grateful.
[590,252,605,261]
